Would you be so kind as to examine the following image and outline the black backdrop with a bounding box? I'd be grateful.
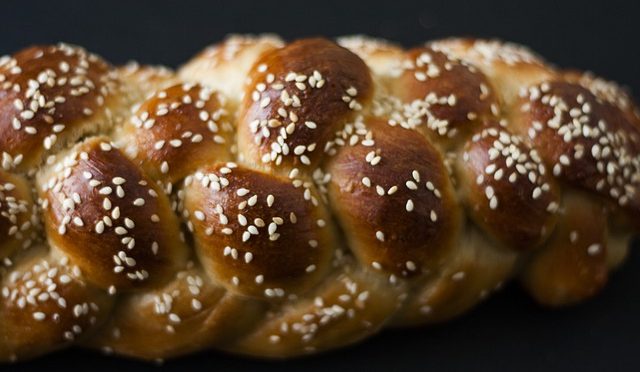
[2,0,640,371]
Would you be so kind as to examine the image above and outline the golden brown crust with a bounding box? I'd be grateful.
[228,261,405,357]
[37,137,187,290]
[237,38,373,172]
[565,70,640,127]
[327,117,460,277]
[521,191,608,305]
[430,38,546,67]
[0,170,37,259]
[117,83,234,183]
[429,38,557,107]
[393,225,517,326]
[456,126,560,249]
[0,249,114,361]
[336,35,406,80]
[117,62,177,103]
[182,163,335,298]
[389,46,498,143]
[512,80,640,223]
[86,264,265,360]
[179,34,284,103]
[0,44,126,173]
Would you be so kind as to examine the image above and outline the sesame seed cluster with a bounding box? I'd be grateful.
[0,35,638,362]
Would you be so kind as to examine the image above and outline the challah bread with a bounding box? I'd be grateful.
[0,34,638,362]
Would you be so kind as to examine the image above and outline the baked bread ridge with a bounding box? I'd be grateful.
[0,34,638,362]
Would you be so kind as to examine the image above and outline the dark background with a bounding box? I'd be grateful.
[3,0,640,371]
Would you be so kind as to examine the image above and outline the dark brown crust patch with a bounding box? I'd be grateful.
[0,44,122,172]
[122,83,234,183]
[457,126,560,249]
[38,137,186,290]
[513,80,640,222]
[238,38,373,170]
[391,46,498,140]
[327,118,460,276]
[183,163,334,298]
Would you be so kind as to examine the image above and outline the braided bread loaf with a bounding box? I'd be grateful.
[0,34,638,362]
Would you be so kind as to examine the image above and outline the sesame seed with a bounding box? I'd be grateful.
[489,196,498,210]
[124,218,135,229]
[532,187,542,199]
[160,161,169,174]
[112,177,125,185]
[33,312,46,321]
[99,186,112,195]
[244,252,253,263]
[587,243,602,256]
[406,199,414,212]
